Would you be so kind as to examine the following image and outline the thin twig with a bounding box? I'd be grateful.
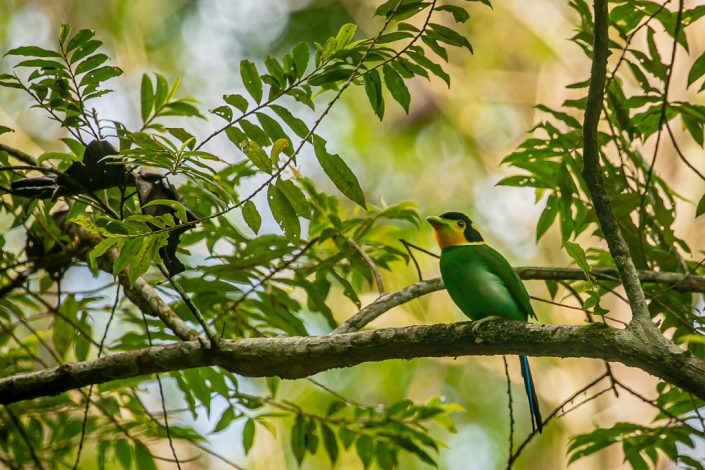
[507,373,609,467]
[140,310,182,469]
[5,406,45,470]
[0,143,37,165]
[503,356,514,465]
[73,284,121,470]
[665,120,705,182]
[216,237,319,333]
[159,264,219,347]
[345,236,385,294]
[637,0,685,266]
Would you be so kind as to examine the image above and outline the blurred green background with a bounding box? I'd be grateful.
[2,0,704,468]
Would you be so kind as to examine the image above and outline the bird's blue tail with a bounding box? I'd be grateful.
[519,355,543,433]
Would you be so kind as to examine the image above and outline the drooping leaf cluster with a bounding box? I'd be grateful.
[0,2,485,468]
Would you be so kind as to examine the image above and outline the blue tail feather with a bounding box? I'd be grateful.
[519,355,543,433]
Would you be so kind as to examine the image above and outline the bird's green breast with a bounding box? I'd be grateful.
[439,245,533,322]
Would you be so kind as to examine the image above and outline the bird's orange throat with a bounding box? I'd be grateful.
[433,229,476,249]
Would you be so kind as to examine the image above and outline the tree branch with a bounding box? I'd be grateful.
[333,268,705,334]
[580,0,654,329]
[3,320,705,405]
[0,143,36,166]
[65,225,199,341]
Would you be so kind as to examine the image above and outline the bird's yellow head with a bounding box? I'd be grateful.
[426,212,484,249]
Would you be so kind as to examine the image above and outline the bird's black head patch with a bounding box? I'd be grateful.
[440,212,483,243]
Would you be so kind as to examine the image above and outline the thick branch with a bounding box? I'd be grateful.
[334,268,705,334]
[2,321,705,405]
[581,0,653,327]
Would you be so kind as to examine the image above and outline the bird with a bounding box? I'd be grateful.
[426,211,543,433]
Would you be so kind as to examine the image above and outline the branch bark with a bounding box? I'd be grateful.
[3,321,705,405]
[334,268,705,334]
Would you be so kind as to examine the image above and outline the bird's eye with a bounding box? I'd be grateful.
[458,221,465,228]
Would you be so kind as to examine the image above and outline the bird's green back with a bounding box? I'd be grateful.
[440,244,535,322]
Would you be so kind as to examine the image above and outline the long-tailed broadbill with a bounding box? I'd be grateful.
[427,212,543,433]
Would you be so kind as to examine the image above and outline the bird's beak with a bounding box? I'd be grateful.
[426,216,448,230]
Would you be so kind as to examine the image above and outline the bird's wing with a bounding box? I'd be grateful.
[475,245,536,320]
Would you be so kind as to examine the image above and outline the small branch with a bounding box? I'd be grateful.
[508,373,610,467]
[637,0,685,265]
[0,143,37,166]
[5,406,45,470]
[333,266,705,334]
[503,356,514,464]
[160,265,218,347]
[332,278,443,334]
[73,285,120,470]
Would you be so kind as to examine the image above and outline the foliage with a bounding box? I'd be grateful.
[1,0,705,468]
[497,0,705,467]
[0,2,480,468]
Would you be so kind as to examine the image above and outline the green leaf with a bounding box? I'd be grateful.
[53,305,76,361]
[78,65,122,88]
[563,240,593,285]
[114,439,132,469]
[224,94,249,113]
[313,136,366,208]
[154,73,169,108]
[355,436,374,469]
[241,140,272,174]
[66,29,95,52]
[536,195,559,241]
[37,152,81,166]
[383,64,410,113]
[406,49,450,86]
[688,50,705,88]
[320,423,339,464]
[436,5,470,23]
[75,53,109,75]
[364,69,384,120]
[335,23,357,49]
[0,125,14,135]
[240,60,263,103]
[277,179,311,219]
[271,105,309,138]
[212,406,236,433]
[243,418,255,454]
[5,45,61,58]
[270,138,290,166]
[240,119,270,146]
[70,39,102,63]
[266,376,280,397]
[59,24,72,46]
[292,42,310,78]
[696,193,705,218]
[242,200,262,233]
[140,74,154,122]
[134,441,158,470]
[89,238,118,270]
[291,414,307,465]
[428,23,473,52]
[268,184,301,240]
[129,234,165,286]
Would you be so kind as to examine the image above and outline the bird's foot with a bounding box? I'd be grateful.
[471,315,503,336]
